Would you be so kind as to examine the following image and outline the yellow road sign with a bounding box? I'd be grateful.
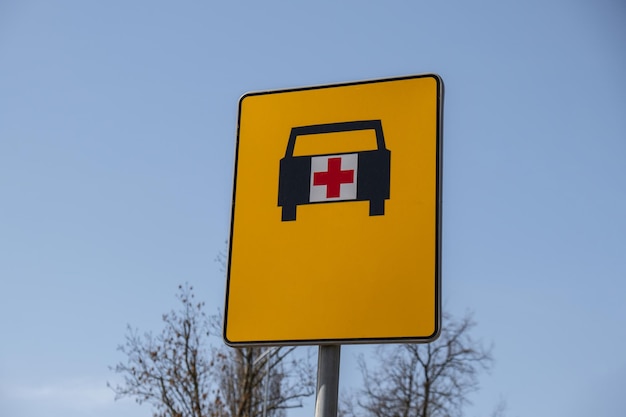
[224,74,443,345]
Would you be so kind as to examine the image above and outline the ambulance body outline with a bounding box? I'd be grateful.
[278,120,391,222]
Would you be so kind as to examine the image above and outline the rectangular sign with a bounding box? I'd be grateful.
[224,74,443,345]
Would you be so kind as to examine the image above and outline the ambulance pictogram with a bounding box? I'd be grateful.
[278,120,391,221]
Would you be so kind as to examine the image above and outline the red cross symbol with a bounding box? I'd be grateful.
[313,157,355,198]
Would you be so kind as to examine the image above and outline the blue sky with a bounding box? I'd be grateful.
[1,1,625,417]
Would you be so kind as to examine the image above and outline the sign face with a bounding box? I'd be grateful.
[224,74,443,346]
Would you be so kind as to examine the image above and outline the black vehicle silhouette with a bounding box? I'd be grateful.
[278,120,391,221]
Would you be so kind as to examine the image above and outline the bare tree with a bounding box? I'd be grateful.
[109,284,220,417]
[347,312,493,417]
[216,346,315,417]
[109,284,315,417]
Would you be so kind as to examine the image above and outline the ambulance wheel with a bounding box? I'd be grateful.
[369,200,385,216]
[282,205,296,221]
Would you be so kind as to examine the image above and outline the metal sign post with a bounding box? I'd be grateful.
[224,73,444,416]
[314,345,341,417]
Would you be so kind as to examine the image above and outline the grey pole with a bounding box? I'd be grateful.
[314,345,341,417]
